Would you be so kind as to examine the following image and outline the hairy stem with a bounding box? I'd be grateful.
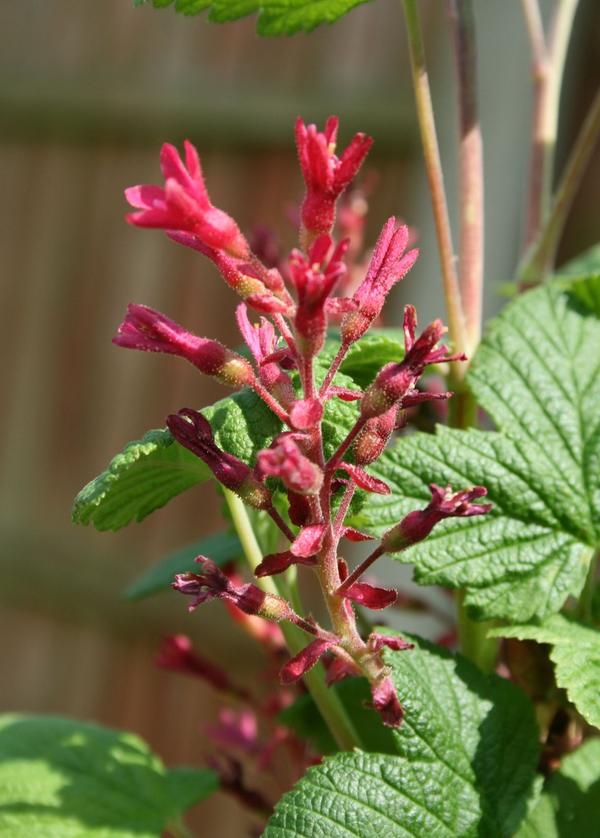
[519,86,600,284]
[401,0,468,372]
[320,342,349,398]
[447,0,484,355]
[223,489,362,750]
[337,546,384,595]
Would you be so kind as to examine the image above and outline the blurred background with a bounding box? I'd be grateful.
[0,0,598,834]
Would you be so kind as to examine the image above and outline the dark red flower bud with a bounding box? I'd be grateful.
[114,304,255,389]
[167,409,272,509]
[353,405,399,465]
[295,116,372,241]
[126,141,249,258]
[254,550,316,578]
[174,557,294,622]
[382,483,492,553]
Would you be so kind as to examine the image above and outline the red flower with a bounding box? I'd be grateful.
[114,303,255,389]
[257,434,323,496]
[167,409,272,510]
[341,218,419,345]
[236,304,295,408]
[280,638,336,685]
[382,483,492,552]
[125,141,249,258]
[371,675,404,728]
[295,116,373,240]
[341,582,397,610]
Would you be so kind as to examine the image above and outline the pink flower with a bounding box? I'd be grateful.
[341,218,419,345]
[296,116,373,239]
[371,675,403,728]
[114,303,255,389]
[167,409,272,510]
[174,557,293,621]
[382,483,492,553]
[288,235,348,355]
[156,634,247,697]
[169,232,293,315]
[125,141,249,258]
[360,306,466,419]
[280,638,335,685]
[257,434,323,496]
[236,305,295,408]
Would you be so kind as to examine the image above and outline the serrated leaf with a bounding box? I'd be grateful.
[135,0,373,34]
[73,386,281,532]
[123,531,242,601]
[516,738,600,838]
[0,714,217,837]
[265,635,539,837]
[490,614,600,729]
[352,279,600,622]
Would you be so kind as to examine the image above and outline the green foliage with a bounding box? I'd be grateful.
[265,636,539,837]
[338,330,404,388]
[557,242,600,278]
[490,614,600,729]
[352,279,600,622]
[134,0,373,34]
[72,387,281,532]
[0,714,217,837]
[123,531,242,600]
[516,738,600,838]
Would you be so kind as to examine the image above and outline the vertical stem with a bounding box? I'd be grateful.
[519,86,600,284]
[447,0,484,355]
[521,0,580,249]
[222,489,362,751]
[401,0,468,371]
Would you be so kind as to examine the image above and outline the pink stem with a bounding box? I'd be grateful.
[336,545,385,595]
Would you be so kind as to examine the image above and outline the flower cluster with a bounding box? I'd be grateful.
[117,118,490,728]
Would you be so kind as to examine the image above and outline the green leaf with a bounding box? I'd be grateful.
[557,242,600,278]
[489,614,600,729]
[265,635,539,837]
[338,330,404,389]
[568,274,600,317]
[73,386,282,532]
[135,0,373,34]
[279,677,398,756]
[123,531,242,601]
[0,714,217,837]
[72,428,210,532]
[516,738,600,838]
[352,279,600,622]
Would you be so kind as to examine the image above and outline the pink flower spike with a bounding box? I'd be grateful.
[257,434,323,496]
[289,398,323,430]
[173,557,294,622]
[167,409,272,509]
[371,675,404,728]
[343,527,375,543]
[126,141,249,258]
[290,523,327,558]
[295,116,373,239]
[341,219,419,346]
[367,633,415,653]
[114,304,255,389]
[382,483,492,553]
[280,638,335,685]
[255,550,316,578]
[340,463,391,495]
[342,582,397,610]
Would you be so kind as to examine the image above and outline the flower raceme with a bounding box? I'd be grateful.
[116,118,491,729]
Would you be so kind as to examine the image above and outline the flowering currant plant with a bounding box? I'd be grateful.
[5,2,599,838]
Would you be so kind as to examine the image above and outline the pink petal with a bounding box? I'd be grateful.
[343,583,397,610]
[371,676,403,727]
[255,550,316,578]
[325,297,358,315]
[291,523,327,558]
[368,633,414,653]
[341,463,391,495]
[290,398,323,430]
[280,639,334,685]
[125,184,165,210]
